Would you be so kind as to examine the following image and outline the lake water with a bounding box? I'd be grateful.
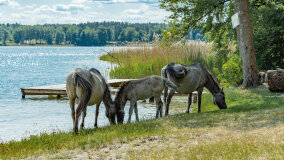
[0,46,164,142]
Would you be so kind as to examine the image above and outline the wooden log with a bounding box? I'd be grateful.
[258,71,267,84]
[267,68,284,92]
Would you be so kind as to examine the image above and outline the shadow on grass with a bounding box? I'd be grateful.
[166,86,284,131]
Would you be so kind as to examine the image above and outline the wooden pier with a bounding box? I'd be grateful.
[20,79,134,98]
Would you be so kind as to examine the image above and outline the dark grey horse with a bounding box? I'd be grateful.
[66,68,116,133]
[161,62,227,116]
[114,75,177,124]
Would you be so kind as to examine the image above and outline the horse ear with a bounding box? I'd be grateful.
[221,88,224,92]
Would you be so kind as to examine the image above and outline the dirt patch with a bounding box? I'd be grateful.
[25,124,284,160]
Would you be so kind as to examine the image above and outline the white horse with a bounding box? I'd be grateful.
[114,75,177,123]
[162,62,227,116]
[66,68,116,133]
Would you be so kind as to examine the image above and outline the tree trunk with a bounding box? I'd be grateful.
[235,0,259,88]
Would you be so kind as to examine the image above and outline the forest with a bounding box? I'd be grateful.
[0,22,203,46]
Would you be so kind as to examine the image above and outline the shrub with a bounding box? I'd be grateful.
[219,54,243,87]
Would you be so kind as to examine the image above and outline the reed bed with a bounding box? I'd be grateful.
[100,41,215,79]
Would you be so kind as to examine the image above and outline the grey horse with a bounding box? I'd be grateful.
[115,75,177,124]
[66,68,116,133]
[161,62,227,116]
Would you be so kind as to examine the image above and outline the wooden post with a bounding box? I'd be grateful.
[21,89,25,98]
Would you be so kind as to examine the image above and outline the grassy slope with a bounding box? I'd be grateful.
[1,86,283,159]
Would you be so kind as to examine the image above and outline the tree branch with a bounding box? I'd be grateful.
[186,0,232,30]
[100,49,122,66]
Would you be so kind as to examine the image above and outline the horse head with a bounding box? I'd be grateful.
[114,100,126,124]
[106,105,116,125]
[213,88,227,109]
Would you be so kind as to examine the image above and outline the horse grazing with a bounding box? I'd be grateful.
[114,75,177,123]
[66,68,116,133]
[161,62,227,116]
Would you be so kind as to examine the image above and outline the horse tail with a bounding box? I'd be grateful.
[161,66,169,103]
[73,72,92,114]
[166,62,187,79]
[163,78,177,90]
[161,66,168,79]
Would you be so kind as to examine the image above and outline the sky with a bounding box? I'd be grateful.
[0,0,169,25]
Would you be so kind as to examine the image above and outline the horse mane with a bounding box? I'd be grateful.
[166,62,187,79]
[198,63,221,90]
[114,80,132,123]
[114,80,131,106]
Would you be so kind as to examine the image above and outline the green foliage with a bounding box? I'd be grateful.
[55,27,65,45]
[160,0,284,85]
[252,2,284,70]
[0,22,168,46]
[160,0,236,54]
[219,54,243,87]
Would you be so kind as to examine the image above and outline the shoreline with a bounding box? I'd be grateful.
[0,42,154,47]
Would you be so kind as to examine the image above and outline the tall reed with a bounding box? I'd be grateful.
[100,41,215,79]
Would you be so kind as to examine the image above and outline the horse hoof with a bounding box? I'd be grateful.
[74,128,78,134]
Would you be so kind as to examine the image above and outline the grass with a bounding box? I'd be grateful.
[100,41,216,79]
[1,86,283,159]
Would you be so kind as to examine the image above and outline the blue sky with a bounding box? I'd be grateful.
[0,0,169,24]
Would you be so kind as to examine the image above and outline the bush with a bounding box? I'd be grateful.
[219,54,243,87]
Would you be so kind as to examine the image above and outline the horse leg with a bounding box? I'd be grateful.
[80,107,87,129]
[69,97,76,127]
[127,100,136,123]
[94,102,101,128]
[159,98,163,118]
[154,96,163,118]
[197,89,203,113]
[186,93,192,113]
[165,89,175,116]
[74,100,86,133]
[163,86,168,104]
[134,102,139,122]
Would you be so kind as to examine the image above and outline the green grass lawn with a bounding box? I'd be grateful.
[1,86,283,159]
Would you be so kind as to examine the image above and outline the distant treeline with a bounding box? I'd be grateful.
[0,22,203,46]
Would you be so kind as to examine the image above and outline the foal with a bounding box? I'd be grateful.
[114,75,177,123]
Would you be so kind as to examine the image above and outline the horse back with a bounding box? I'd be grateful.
[126,76,164,100]
[66,68,106,106]
[165,63,207,94]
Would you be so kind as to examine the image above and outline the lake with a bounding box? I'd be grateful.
[0,46,168,142]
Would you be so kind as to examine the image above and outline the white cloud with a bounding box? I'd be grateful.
[55,4,88,13]
[0,0,168,24]
[72,0,88,3]
[0,0,19,7]
[92,0,157,4]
